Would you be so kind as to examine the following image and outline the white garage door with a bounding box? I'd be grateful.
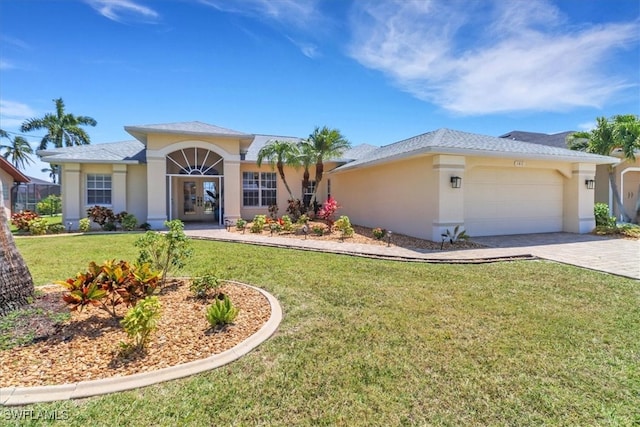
[464,167,563,237]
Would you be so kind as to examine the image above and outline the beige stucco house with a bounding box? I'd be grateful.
[0,156,29,219]
[38,122,618,240]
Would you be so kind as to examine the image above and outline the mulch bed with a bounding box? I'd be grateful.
[0,280,271,388]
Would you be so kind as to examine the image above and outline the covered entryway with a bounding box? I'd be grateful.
[166,147,224,225]
[464,167,564,236]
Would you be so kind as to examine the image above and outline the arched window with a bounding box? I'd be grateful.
[166,148,223,175]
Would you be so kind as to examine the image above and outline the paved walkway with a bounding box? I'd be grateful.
[184,226,640,280]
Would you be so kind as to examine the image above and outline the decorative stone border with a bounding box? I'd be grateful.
[0,282,282,406]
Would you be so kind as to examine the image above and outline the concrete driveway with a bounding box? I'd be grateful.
[471,233,640,280]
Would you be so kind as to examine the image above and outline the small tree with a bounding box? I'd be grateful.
[135,219,192,283]
[37,194,62,216]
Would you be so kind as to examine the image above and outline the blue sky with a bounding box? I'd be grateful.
[1,0,639,181]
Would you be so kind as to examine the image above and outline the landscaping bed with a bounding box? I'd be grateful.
[0,280,271,388]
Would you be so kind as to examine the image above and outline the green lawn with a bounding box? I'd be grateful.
[9,234,640,426]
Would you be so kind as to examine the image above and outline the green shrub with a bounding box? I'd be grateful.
[10,210,39,232]
[36,194,62,216]
[250,215,267,233]
[312,224,325,236]
[47,223,66,234]
[121,213,138,231]
[334,215,354,238]
[280,215,293,232]
[28,218,49,235]
[190,272,221,299]
[120,296,161,351]
[235,218,247,230]
[372,227,386,240]
[79,218,91,232]
[594,203,616,227]
[135,219,192,283]
[206,295,239,328]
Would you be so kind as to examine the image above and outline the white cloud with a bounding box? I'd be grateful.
[85,0,159,23]
[200,0,318,28]
[200,0,324,57]
[347,0,640,115]
[0,60,15,70]
[0,100,36,128]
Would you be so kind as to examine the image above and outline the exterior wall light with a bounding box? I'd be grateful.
[585,179,595,190]
[450,176,462,189]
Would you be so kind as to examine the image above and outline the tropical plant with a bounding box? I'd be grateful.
[135,220,192,283]
[567,114,640,221]
[297,140,316,209]
[0,184,35,316]
[318,196,339,231]
[58,259,160,317]
[305,126,350,201]
[256,139,300,200]
[206,295,239,328]
[120,213,138,231]
[120,296,161,352]
[20,98,97,150]
[441,225,469,247]
[87,205,116,229]
[0,130,34,170]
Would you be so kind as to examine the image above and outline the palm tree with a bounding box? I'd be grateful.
[297,140,315,208]
[306,126,350,201]
[567,114,640,221]
[20,98,97,150]
[256,139,301,200]
[0,183,35,316]
[0,130,34,170]
[41,165,60,184]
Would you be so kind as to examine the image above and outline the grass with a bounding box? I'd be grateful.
[7,234,640,426]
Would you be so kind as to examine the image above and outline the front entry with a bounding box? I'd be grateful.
[178,178,222,223]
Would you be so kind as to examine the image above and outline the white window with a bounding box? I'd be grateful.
[302,180,316,206]
[87,174,112,205]
[243,172,276,206]
[1,181,8,202]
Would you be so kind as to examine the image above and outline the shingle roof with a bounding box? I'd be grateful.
[244,135,304,162]
[334,128,618,172]
[38,140,146,163]
[125,121,253,139]
[500,130,574,148]
[0,156,29,182]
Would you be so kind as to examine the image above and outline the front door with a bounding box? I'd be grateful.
[179,179,221,222]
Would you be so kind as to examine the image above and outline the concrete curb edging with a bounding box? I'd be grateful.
[0,283,282,406]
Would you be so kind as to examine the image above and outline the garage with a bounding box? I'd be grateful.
[464,167,564,236]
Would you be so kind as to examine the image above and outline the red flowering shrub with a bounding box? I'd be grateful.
[318,196,339,232]
[11,210,40,232]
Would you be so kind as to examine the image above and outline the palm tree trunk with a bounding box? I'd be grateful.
[609,169,632,222]
[312,160,324,201]
[277,164,295,200]
[0,184,34,316]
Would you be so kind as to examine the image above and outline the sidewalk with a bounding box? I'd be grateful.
[183,227,640,280]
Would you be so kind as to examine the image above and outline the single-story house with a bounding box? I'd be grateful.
[0,156,30,219]
[38,121,618,241]
[501,130,640,223]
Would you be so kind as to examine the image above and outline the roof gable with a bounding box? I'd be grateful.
[125,121,253,141]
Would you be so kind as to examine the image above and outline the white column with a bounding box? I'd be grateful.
[563,163,596,233]
[223,159,241,221]
[431,155,466,241]
[112,164,127,213]
[62,163,82,228]
[146,152,167,229]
